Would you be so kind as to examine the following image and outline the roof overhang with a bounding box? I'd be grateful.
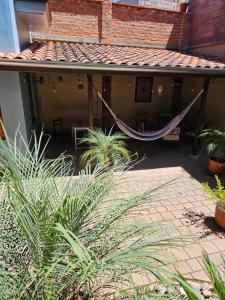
[1,59,225,77]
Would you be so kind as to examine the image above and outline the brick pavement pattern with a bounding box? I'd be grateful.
[118,158,225,283]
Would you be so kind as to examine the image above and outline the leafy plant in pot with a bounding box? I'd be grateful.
[203,176,225,229]
[199,128,225,175]
[179,0,189,12]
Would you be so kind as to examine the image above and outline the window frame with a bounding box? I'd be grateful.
[135,77,153,103]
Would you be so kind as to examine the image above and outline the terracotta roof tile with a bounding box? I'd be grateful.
[1,40,225,71]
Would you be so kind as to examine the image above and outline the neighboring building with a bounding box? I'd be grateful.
[0,0,225,156]
[117,0,179,11]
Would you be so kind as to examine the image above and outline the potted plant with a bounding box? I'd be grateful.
[199,128,225,175]
[179,0,189,12]
[203,176,225,229]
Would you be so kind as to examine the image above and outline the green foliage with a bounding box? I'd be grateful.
[80,128,131,167]
[203,175,225,209]
[203,252,225,300]
[176,252,225,300]
[0,129,181,299]
[199,128,225,161]
[175,275,198,300]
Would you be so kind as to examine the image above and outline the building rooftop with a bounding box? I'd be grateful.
[1,41,225,74]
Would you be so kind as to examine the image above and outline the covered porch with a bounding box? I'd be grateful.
[1,41,225,161]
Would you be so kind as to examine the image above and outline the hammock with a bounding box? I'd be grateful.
[95,88,204,141]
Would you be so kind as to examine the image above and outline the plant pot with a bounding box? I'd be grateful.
[208,158,225,175]
[215,205,225,229]
[180,3,188,12]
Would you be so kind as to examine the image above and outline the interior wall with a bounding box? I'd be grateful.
[36,73,225,135]
[37,73,102,133]
[112,76,173,127]
[180,78,225,128]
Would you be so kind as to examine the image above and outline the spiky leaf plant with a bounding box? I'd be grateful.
[199,128,225,162]
[176,252,225,300]
[203,252,225,300]
[0,129,182,300]
[79,128,131,167]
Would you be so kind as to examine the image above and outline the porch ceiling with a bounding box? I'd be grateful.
[1,40,225,76]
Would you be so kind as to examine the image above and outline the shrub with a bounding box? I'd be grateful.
[0,130,181,299]
[80,128,131,167]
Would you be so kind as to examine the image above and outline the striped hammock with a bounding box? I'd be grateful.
[96,88,204,141]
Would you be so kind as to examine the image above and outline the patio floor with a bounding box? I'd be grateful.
[47,139,225,283]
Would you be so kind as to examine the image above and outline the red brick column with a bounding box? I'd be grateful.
[100,0,112,44]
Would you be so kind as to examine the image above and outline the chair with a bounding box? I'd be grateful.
[136,112,147,132]
[52,118,64,144]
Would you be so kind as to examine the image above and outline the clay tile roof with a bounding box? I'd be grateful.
[1,40,225,71]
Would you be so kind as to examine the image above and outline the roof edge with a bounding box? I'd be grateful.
[0,59,225,77]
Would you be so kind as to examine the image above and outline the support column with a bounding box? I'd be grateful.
[100,0,112,44]
[87,74,94,128]
[102,75,112,130]
[171,77,183,117]
[191,77,211,156]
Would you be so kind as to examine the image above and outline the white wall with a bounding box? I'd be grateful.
[0,71,30,141]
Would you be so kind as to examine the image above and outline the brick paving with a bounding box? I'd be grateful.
[48,140,225,283]
[118,142,225,283]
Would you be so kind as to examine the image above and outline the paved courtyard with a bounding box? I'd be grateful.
[122,141,225,284]
[48,140,225,283]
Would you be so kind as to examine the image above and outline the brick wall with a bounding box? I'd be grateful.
[37,0,102,43]
[33,0,191,50]
[189,0,225,52]
[118,0,179,11]
[111,3,190,49]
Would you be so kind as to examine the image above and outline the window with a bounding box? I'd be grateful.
[135,77,153,102]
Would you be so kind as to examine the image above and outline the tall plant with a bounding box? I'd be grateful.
[80,128,131,167]
[0,130,181,300]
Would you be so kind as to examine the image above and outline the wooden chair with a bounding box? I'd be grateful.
[52,118,64,144]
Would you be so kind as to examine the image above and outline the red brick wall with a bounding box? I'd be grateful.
[189,0,225,52]
[33,0,191,50]
[41,0,102,43]
[112,3,190,49]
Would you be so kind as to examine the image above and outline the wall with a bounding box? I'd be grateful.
[189,0,225,57]
[36,73,225,135]
[36,73,102,132]
[0,72,30,142]
[32,0,191,50]
[35,0,102,43]
[37,73,174,131]
[0,1,32,142]
[180,78,225,129]
[0,0,20,52]
[118,0,178,11]
[111,3,190,49]
[111,76,173,127]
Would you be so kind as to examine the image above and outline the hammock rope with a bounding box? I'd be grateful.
[93,84,204,141]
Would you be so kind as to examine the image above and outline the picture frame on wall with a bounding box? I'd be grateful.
[135,77,153,102]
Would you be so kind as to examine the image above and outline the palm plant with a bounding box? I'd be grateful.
[199,128,225,162]
[80,128,131,167]
[0,129,182,300]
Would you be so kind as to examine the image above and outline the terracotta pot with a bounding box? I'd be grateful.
[208,158,225,175]
[180,3,188,12]
[215,205,225,229]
